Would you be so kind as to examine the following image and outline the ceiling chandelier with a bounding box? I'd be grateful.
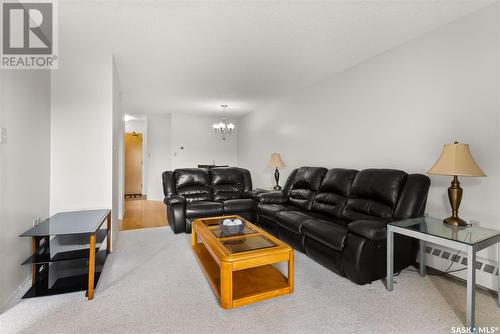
[212,104,235,140]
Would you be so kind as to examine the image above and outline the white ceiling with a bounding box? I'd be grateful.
[61,0,495,116]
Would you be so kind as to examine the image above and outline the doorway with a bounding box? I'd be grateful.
[121,124,168,231]
[124,132,143,199]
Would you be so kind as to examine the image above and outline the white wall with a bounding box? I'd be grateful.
[239,5,500,273]
[171,113,238,170]
[123,112,235,200]
[0,70,51,310]
[112,60,125,225]
[146,114,172,201]
[50,50,116,237]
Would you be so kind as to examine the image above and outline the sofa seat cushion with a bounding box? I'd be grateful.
[257,203,299,220]
[223,199,254,214]
[302,219,349,252]
[275,210,328,235]
[186,201,224,218]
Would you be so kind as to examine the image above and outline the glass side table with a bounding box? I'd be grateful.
[386,217,500,328]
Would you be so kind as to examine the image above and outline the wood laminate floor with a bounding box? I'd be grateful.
[121,199,168,231]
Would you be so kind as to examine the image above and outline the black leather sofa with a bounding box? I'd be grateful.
[162,165,430,285]
[162,167,256,233]
[253,167,430,285]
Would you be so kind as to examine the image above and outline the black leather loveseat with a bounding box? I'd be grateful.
[162,167,255,233]
[252,167,430,285]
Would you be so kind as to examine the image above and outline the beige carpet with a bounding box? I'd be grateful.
[1,226,498,333]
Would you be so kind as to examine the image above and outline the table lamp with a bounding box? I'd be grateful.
[428,141,486,226]
[268,153,286,190]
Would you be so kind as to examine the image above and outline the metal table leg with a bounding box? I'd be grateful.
[420,240,426,277]
[387,227,394,291]
[466,245,476,327]
[106,212,111,254]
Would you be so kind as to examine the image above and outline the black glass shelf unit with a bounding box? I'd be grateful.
[20,210,110,236]
[23,250,107,298]
[21,229,108,265]
[19,209,111,300]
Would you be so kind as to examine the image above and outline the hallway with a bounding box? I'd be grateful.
[121,199,168,231]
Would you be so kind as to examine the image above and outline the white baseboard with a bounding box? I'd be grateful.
[0,274,32,314]
[419,243,499,292]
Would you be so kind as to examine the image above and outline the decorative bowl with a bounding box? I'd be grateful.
[218,218,245,236]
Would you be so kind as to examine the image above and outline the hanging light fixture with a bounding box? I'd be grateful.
[212,104,235,140]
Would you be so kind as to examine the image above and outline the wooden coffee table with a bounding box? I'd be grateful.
[192,215,294,309]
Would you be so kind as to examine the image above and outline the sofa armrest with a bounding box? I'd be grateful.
[257,191,287,204]
[163,195,186,206]
[348,220,389,241]
[243,188,269,200]
[163,195,187,234]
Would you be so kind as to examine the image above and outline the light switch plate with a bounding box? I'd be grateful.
[0,128,7,144]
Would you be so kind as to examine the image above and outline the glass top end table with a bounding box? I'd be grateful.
[390,217,500,245]
[386,217,500,328]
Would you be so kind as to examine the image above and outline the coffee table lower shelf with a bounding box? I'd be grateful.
[193,243,291,309]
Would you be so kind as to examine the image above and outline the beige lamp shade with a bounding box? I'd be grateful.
[428,142,486,177]
[267,153,286,168]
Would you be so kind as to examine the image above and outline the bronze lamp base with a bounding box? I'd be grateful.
[273,167,282,190]
[443,175,468,227]
[443,216,467,227]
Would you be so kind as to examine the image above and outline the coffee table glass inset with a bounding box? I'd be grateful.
[205,220,257,239]
[202,217,276,253]
[193,216,294,309]
[220,235,276,253]
[387,217,500,327]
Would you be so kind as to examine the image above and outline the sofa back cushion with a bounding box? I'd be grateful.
[286,167,327,210]
[342,169,407,221]
[174,168,212,203]
[311,168,358,218]
[210,168,245,201]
